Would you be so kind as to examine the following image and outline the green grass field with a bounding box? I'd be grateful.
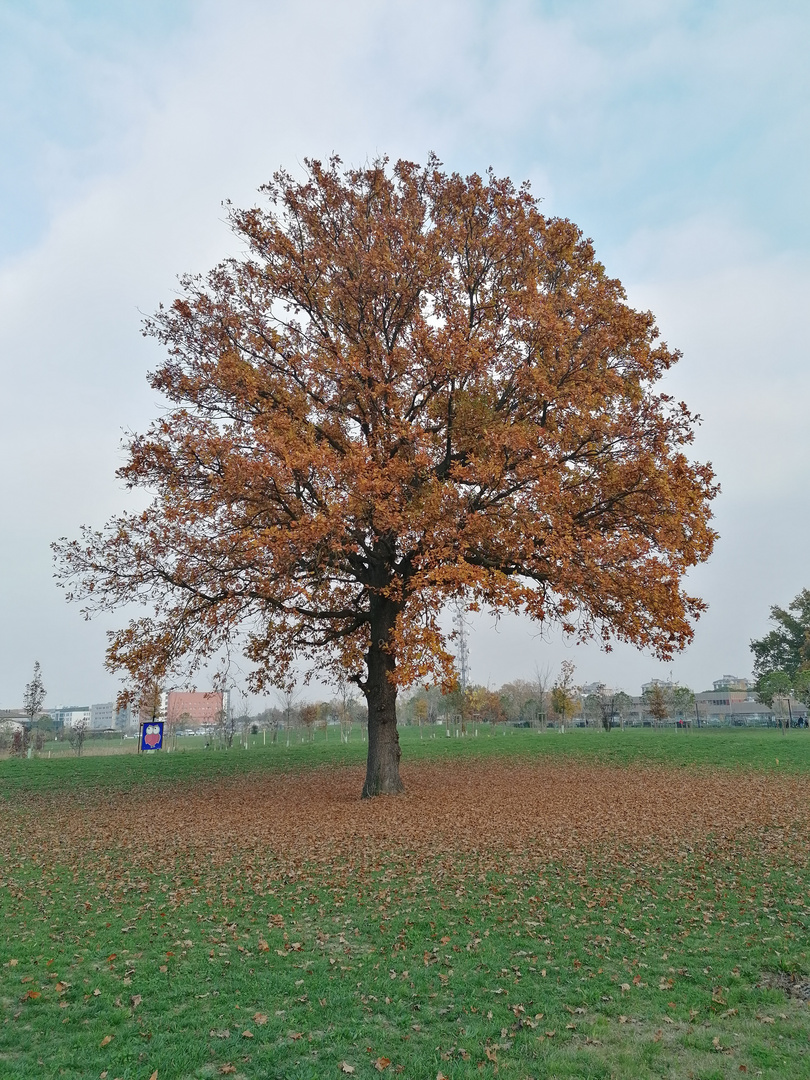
[2,727,810,1079]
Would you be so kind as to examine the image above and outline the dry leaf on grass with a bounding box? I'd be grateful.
[18,762,810,877]
[339,1065,355,1075]
[100,1035,113,1048]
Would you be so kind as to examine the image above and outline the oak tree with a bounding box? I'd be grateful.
[54,156,717,796]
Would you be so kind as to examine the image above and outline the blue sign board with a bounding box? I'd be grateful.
[140,721,165,752]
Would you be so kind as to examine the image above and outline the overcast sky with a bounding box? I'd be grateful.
[2,0,808,708]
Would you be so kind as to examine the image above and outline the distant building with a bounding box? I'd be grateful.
[694,692,806,726]
[0,709,27,735]
[580,682,617,697]
[640,679,675,694]
[712,675,751,692]
[89,702,133,731]
[51,705,91,729]
[165,690,229,730]
[695,689,749,708]
[607,687,807,728]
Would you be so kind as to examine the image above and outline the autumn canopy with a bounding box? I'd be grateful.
[54,156,717,796]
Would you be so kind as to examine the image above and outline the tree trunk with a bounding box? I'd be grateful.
[361,598,403,797]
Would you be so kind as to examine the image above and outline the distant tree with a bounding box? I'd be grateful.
[167,709,192,750]
[23,661,47,734]
[255,705,283,744]
[412,695,429,739]
[644,683,668,728]
[669,685,695,726]
[275,684,301,748]
[755,670,793,734]
[35,714,53,738]
[468,686,506,731]
[211,703,237,749]
[793,670,810,710]
[336,679,357,744]
[300,703,319,742]
[10,727,29,758]
[583,683,618,732]
[441,685,470,735]
[613,690,633,731]
[749,589,810,728]
[533,665,552,730]
[551,661,578,729]
[67,718,88,757]
[228,689,252,748]
[750,589,810,682]
[54,156,718,797]
[582,692,601,728]
[499,679,541,726]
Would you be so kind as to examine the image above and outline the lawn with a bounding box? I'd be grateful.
[2,728,810,1079]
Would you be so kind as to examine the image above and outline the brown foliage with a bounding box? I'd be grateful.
[53,156,717,794]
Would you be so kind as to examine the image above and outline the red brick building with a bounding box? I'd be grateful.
[166,690,228,729]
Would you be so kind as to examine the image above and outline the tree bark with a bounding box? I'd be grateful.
[361,597,403,797]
